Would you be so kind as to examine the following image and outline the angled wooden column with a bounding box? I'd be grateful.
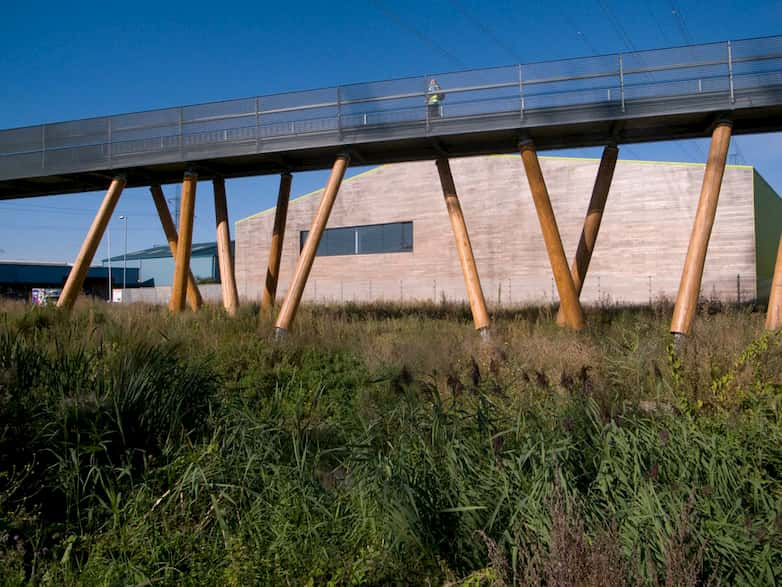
[519,140,585,330]
[169,172,197,313]
[670,121,732,336]
[58,176,126,310]
[261,172,293,316]
[275,155,349,335]
[556,144,619,325]
[435,158,490,332]
[213,177,240,316]
[764,233,782,330]
[150,185,203,311]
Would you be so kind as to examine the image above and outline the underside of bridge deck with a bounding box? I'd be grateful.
[2,104,781,200]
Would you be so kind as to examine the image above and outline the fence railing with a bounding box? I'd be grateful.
[1,35,781,181]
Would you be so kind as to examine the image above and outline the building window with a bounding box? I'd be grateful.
[300,221,413,256]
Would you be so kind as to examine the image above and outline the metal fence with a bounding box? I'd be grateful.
[1,35,781,182]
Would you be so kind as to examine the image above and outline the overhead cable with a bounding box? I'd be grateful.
[368,0,467,68]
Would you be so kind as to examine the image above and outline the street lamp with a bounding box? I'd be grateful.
[119,215,128,298]
[107,227,112,300]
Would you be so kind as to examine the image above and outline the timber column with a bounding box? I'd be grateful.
[765,233,782,330]
[275,155,349,335]
[213,177,240,315]
[435,158,490,333]
[169,171,198,313]
[150,185,203,311]
[519,140,585,330]
[58,176,126,310]
[670,121,732,336]
[261,172,293,316]
[556,144,618,325]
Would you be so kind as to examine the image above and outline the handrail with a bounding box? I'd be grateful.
[0,35,780,169]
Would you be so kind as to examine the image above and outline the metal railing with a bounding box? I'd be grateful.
[1,35,781,181]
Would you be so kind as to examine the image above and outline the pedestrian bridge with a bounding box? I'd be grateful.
[5,35,782,338]
[1,35,781,199]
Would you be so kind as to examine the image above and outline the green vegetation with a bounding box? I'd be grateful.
[1,300,781,585]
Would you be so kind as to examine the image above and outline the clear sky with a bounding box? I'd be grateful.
[1,0,780,262]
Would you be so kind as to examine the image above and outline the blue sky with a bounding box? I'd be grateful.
[1,0,780,262]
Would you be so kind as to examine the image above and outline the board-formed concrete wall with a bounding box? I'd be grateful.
[235,155,758,307]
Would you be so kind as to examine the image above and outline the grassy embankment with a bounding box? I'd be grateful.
[1,299,781,585]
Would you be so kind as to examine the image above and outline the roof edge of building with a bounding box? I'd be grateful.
[236,165,388,225]
[235,155,755,224]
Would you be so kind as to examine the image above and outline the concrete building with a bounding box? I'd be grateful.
[235,155,782,307]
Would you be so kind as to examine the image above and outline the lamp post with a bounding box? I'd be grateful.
[107,227,112,301]
[119,215,128,299]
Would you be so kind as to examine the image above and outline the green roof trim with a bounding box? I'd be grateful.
[236,166,387,224]
[101,241,229,263]
[235,155,754,224]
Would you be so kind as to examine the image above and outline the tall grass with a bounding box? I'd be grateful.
[0,299,780,585]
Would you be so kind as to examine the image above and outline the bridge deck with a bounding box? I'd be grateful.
[1,35,781,199]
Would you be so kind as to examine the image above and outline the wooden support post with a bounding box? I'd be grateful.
[261,172,293,316]
[435,158,490,332]
[169,172,197,313]
[519,140,585,330]
[670,121,732,336]
[556,144,618,325]
[57,176,126,310]
[213,177,240,316]
[275,156,349,335]
[765,233,782,330]
[150,185,203,311]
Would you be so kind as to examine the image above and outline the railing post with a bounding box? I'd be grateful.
[107,118,112,168]
[424,75,430,132]
[41,126,45,170]
[178,107,184,160]
[255,96,260,152]
[518,64,524,122]
[727,40,735,104]
[619,54,626,112]
[337,87,343,140]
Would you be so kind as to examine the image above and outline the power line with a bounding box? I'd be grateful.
[592,0,703,163]
[446,0,522,62]
[0,203,158,218]
[645,1,675,46]
[0,224,161,232]
[659,1,705,160]
[730,138,747,165]
[563,14,601,56]
[368,0,467,68]
[668,0,693,44]
[595,0,639,53]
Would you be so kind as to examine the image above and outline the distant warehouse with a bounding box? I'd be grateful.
[235,155,782,306]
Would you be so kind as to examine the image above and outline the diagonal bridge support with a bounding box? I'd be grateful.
[57,176,126,310]
[170,171,198,313]
[150,185,203,311]
[213,176,240,316]
[275,155,349,336]
[766,232,782,331]
[670,121,732,337]
[261,172,293,317]
[436,157,491,335]
[555,144,619,325]
[519,140,586,330]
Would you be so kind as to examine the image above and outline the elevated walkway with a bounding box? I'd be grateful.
[1,35,781,199]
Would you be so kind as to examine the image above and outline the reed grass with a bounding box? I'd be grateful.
[0,299,780,585]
